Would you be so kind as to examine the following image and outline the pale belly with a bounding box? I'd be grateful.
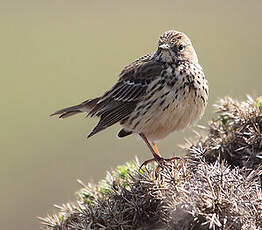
[123,88,206,141]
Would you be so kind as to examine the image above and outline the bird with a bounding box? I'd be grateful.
[51,30,208,166]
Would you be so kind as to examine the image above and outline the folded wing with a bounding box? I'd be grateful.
[87,54,163,138]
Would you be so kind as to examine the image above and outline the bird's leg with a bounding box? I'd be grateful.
[139,133,162,161]
[139,133,181,170]
[152,142,160,156]
[139,133,171,172]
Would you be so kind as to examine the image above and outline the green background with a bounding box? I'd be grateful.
[1,1,261,229]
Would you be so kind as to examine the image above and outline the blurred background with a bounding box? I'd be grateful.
[1,0,262,229]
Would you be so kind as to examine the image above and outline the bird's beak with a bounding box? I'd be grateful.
[159,44,170,50]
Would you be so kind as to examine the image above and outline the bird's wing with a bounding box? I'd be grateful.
[87,54,163,138]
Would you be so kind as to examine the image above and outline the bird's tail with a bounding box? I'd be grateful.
[50,97,100,118]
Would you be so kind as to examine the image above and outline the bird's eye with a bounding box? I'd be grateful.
[178,44,184,51]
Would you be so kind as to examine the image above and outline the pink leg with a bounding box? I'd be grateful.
[139,133,162,161]
[139,133,181,170]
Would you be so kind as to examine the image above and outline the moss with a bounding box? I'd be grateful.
[40,96,262,230]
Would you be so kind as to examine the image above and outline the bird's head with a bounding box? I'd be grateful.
[154,30,198,64]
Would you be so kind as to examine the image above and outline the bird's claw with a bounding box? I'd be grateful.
[139,156,181,172]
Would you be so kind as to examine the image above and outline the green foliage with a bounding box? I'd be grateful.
[97,161,137,193]
[79,190,95,205]
[254,96,262,109]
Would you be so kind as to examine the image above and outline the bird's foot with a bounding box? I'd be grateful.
[139,156,181,172]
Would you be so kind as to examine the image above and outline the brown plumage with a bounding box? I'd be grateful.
[51,30,208,165]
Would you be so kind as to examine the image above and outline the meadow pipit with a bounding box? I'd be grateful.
[51,30,208,166]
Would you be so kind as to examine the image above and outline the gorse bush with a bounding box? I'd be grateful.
[40,97,262,230]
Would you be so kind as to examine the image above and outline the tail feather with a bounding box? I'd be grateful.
[51,97,100,119]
